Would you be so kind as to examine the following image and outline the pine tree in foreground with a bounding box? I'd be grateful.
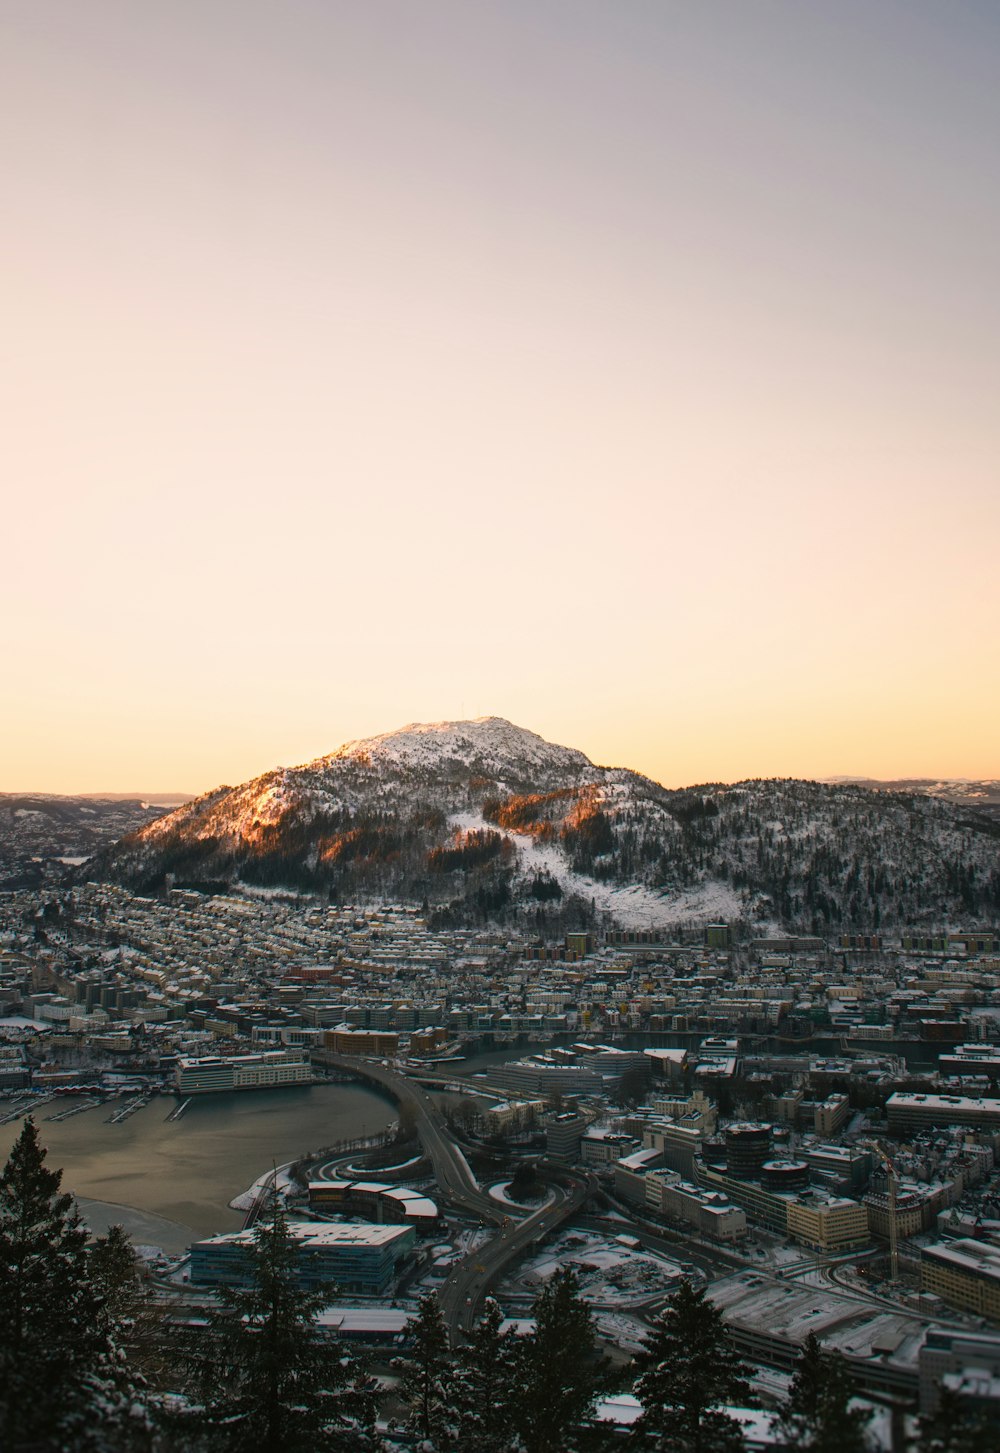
[178,1203,380,1453]
[631,1279,751,1452]
[396,1292,454,1450]
[90,1221,144,1330]
[777,1332,871,1453]
[0,1118,148,1452]
[451,1296,522,1451]
[516,1267,605,1453]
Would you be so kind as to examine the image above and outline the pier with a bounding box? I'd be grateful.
[105,1093,151,1125]
[45,1096,105,1122]
[0,1095,55,1126]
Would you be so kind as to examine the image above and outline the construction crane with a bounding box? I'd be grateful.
[860,1138,900,1281]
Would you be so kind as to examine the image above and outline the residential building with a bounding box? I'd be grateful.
[322,1027,400,1056]
[920,1240,1000,1321]
[887,1093,1000,1135]
[785,1194,869,1253]
[544,1110,587,1162]
[814,1094,850,1137]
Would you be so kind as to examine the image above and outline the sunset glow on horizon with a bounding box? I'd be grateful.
[3,2,998,795]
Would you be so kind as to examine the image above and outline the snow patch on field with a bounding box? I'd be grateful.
[447,1141,480,1190]
[501,1231,686,1306]
[228,1165,295,1212]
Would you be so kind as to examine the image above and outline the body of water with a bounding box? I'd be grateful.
[0,1083,398,1251]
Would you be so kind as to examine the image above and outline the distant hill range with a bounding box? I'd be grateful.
[0,794,177,891]
[825,777,1000,820]
[76,718,1000,935]
[77,792,194,806]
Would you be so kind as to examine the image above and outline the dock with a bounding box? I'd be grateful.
[45,1096,105,1122]
[105,1093,150,1125]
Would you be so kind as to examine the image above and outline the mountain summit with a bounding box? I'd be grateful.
[92,718,1000,932]
[320,717,596,783]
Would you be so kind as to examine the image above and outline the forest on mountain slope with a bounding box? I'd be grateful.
[90,766,1000,934]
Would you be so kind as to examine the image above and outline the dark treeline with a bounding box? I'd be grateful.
[427,829,514,874]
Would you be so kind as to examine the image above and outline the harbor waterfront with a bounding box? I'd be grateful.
[0,1082,398,1250]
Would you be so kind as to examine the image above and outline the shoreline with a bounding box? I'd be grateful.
[1,1081,398,1244]
[76,1196,197,1255]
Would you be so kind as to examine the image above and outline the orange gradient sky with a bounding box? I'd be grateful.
[3,2,998,793]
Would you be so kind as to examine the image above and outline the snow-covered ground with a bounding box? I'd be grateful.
[446,1140,480,1190]
[449,810,742,928]
[454,1228,493,1255]
[499,1230,685,1306]
[228,1164,296,1212]
[414,1229,494,1288]
[592,1312,651,1355]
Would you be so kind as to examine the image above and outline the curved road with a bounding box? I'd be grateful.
[314,1050,507,1223]
[438,1172,592,1339]
[313,1051,594,1340]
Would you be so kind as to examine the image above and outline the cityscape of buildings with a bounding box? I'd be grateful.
[4,876,1000,1435]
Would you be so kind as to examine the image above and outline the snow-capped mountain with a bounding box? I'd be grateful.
[91,718,1000,933]
[326,717,595,781]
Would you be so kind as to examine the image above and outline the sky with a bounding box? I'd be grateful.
[3,1,998,793]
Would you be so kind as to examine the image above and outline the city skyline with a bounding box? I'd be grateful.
[4,2,998,793]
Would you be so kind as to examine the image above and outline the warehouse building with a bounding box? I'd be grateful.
[708,1273,927,1402]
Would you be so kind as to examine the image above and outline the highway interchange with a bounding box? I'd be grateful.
[313,1050,594,1341]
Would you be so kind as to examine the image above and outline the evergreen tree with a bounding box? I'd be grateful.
[631,1279,751,1452]
[452,1297,521,1452]
[182,1204,379,1452]
[396,1292,454,1449]
[90,1221,144,1330]
[89,1223,171,1431]
[0,1119,146,1452]
[778,1333,870,1452]
[517,1268,603,1453]
[916,1385,998,1453]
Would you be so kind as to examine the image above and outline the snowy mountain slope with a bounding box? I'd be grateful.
[447,808,743,930]
[130,720,607,845]
[90,718,1000,932]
